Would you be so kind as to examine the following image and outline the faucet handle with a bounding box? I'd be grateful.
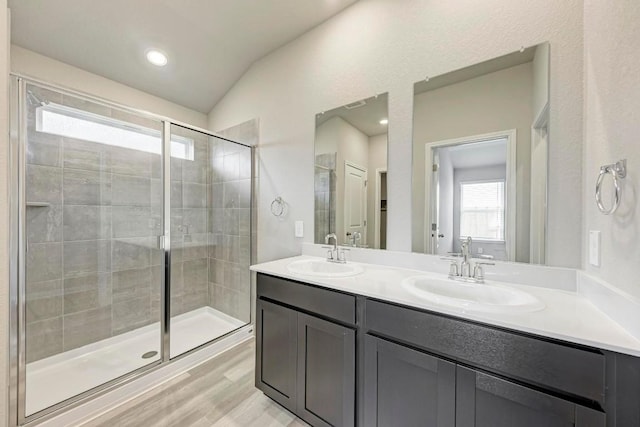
[338,247,350,262]
[473,262,494,281]
[447,252,463,257]
[321,246,335,259]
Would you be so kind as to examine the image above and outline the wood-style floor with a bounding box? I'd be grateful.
[82,339,308,427]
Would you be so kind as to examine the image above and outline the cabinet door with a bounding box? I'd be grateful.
[297,313,356,427]
[456,366,605,427]
[364,335,456,427]
[255,299,298,412]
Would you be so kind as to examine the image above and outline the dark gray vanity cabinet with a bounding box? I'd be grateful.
[455,366,605,427]
[363,335,456,427]
[256,274,356,427]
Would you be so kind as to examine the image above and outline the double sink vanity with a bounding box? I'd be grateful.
[251,253,640,427]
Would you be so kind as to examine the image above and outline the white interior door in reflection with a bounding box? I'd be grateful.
[344,161,367,245]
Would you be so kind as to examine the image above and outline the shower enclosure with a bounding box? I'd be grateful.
[9,77,253,424]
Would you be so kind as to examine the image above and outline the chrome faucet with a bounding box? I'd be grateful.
[442,237,494,284]
[323,233,348,263]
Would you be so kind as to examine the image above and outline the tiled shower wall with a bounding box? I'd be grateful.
[25,85,165,362]
[314,153,336,243]
[209,120,256,323]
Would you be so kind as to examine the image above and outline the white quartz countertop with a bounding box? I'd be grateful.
[251,255,640,357]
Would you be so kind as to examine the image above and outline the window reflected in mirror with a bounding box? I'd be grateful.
[314,93,389,249]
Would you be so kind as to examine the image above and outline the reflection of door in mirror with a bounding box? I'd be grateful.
[345,162,367,246]
[426,133,515,262]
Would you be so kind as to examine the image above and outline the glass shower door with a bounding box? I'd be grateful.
[169,125,251,358]
[22,83,164,416]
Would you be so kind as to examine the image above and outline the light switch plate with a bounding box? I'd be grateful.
[295,221,304,238]
[589,230,600,267]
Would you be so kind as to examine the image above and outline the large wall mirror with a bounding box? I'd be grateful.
[412,43,549,264]
[314,93,389,248]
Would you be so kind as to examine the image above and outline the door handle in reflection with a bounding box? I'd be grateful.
[438,234,445,238]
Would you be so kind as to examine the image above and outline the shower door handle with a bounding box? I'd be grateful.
[157,235,166,250]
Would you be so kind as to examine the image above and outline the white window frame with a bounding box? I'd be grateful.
[459,178,506,243]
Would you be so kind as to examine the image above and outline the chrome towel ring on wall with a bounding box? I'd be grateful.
[271,196,286,217]
[595,159,627,215]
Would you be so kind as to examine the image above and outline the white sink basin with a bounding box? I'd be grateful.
[287,259,364,278]
[402,276,545,313]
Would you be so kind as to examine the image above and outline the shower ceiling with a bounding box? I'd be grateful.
[8,0,359,113]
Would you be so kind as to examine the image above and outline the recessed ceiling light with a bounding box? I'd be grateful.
[146,49,168,67]
[379,118,388,125]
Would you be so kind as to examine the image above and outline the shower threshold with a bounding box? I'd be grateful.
[25,307,245,416]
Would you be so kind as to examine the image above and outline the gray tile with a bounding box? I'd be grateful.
[63,240,111,278]
[182,234,210,261]
[223,153,240,181]
[170,181,183,208]
[63,273,112,314]
[183,141,208,183]
[238,149,252,180]
[183,182,207,208]
[209,234,224,260]
[183,289,208,312]
[111,238,151,271]
[63,168,112,205]
[183,259,208,294]
[209,183,224,209]
[210,155,224,183]
[239,236,251,267]
[27,133,62,167]
[26,165,62,204]
[112,206,153,238]
[26,204,63,243]
[211,284,248,322]
[209,209,224,234]
[223,235,239,262]
[112,297,152,334]
[63,205,112,241]
[224,209,239,236]
[183,208,207,234]
[208,258,225,285]
[63,307,112,351]
[26,317,63,362]
[63,137,112,172]
[150,179,163,208]
[112,267,152,303]
[223,181,239,209]
[239,209,251,237]
[26,242,62,283]
[238,179,251,209]
[109,146,152,177]
[170,263,184,297]
[26,280,63,323]
[112,174,151,206]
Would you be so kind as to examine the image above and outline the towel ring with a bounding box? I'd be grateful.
[595,159,626,215]
[271,196,285,217]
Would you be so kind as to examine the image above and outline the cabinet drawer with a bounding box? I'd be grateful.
[365,299,606,405]
[257,273,356,325]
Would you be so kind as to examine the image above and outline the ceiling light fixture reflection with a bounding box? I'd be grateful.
[379,118,389,125]
[146,49,168,66]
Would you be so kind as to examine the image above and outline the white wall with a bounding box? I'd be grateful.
[0,5,8,426]
[11,46,208,129]
[583,0,640,299]
[366,133,387,247]
[208,0,583,266]
[413,63,533,261]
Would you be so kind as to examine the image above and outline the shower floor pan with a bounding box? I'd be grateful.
[26,306,245,416]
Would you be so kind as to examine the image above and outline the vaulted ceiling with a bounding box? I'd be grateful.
[9,0,358,113]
